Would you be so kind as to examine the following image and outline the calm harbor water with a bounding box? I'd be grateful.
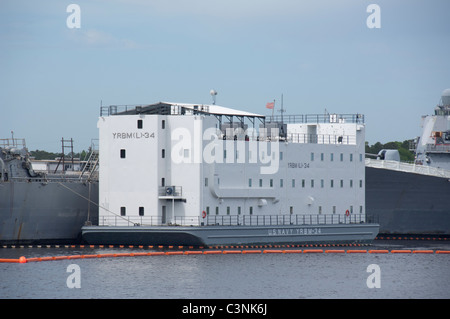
[1,240,450,300]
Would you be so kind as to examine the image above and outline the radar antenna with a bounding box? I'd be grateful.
[210,89,218,105]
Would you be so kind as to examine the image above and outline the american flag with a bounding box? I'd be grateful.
[266,102,274,109]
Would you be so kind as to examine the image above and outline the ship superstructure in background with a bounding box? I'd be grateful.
[414,88,450,170]
[365,89,450,236]
[82,102,379,246]
[0,138,99,244]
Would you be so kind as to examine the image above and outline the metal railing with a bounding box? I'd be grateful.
[425,143,450,153]
[0,138,26,148]
[286,133,355,145]
[97,213,376,227]
[219,132,356,144]
[267,113,365,124]
[365,158,450,179]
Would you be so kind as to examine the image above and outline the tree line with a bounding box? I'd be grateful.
[29,149,88,161]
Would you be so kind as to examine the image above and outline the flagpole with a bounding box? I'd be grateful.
[271,99,275,121]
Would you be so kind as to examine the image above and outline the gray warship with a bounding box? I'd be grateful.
[0,138,99,244]
[365,88,450,236]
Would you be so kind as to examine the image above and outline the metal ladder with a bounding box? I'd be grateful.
[80,147,99,181]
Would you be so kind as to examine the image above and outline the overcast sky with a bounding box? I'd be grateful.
[1,0,449,152]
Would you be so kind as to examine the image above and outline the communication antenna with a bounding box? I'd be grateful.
[210,89,217,105]
[278,94,286,123]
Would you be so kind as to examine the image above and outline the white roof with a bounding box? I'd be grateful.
[163,102,264,118]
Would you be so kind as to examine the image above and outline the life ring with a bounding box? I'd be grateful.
[202,210,207,218]
[345,209,350,217]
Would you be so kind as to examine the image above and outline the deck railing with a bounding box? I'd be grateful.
[97,213,377,227]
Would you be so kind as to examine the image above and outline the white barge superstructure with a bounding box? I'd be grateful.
[82,102,379,246]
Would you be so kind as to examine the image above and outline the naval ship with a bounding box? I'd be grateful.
[0,138,99,244]
[365,89,450,236]
[82,101,379,246]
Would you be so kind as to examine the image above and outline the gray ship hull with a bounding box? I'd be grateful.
[366,166,450,236]
[0,181,98,244]
[81,223,379,246]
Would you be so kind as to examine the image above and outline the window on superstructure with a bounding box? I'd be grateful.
[350,180,353,188]
[139,207,144,216]
[120,207,126,216]
[249,207,253,215]
[350,154,353,162]
[330,179,334,188]
[302,179,305,188]
[321,179,324,188]
[162,120,165,129]
[311,152,314,161]
[360,154,363,162]
[137,119,143,129]
[205,178,208,187]
[280,179,283,188]
[360,180,363,188]
[290,206,293,214]
[319,206,322,214]
[292,179,295,188]
[340,179,343,188]
[333,206,336,214]
[259,179,263,187]
[120,149,126,158]
[321,153,324,161]
[330,153,334,161]
[311,179,314,188]
[360,206,363,214]
[161,178,165,187]
[340,153,343,161]
[216,207,219,215]
[249,179,252,187]
[206,207,210,215]
[227,207,230,215]
[162,149,165,158]
[280,152,283,160]
[238,207,241,215]
[270,179,273,187]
